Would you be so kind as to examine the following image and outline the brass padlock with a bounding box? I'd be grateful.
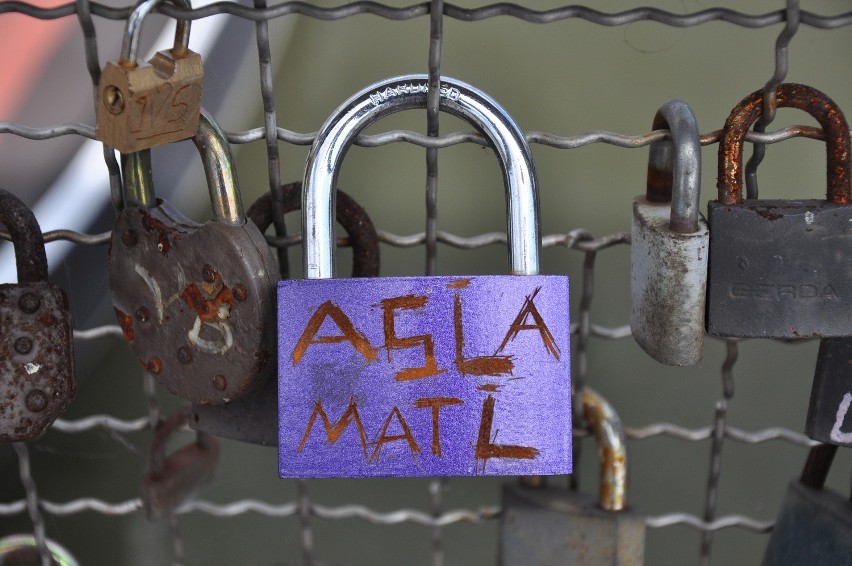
[141,406,218,521]
[0,189,75,443]
[96,0,203,153]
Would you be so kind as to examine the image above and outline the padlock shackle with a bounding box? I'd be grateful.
[0,189,49,284]
[718,83,851,206]
[192,110,244,226]
[302,74,540,279]
[120,0,192,65]
[799,443,838,490]
[581,387,628,512]
[647,99,702,234]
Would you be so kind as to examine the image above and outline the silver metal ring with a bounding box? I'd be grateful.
[302,74,540,279]
[120,0,193,64]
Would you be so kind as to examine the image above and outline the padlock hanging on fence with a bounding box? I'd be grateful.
[96,0,203,153]
[706,83,852,339]
[805,337,852,448]
[278,75,572,478]
[761,444,852,565]
[107,110,277,405]
[631,99,708,366]
[190,182,381,446]
[0,189,75,443]
[500,388,645,566]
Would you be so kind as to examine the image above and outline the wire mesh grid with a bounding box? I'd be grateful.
[1,1,852,565]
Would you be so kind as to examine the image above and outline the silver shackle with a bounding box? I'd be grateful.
[302,74,540,279]
[120,0,192,64]
[121,109,244,225]
[646,99,701,234]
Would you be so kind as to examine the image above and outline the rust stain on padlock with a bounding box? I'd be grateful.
[114,308,135,341]
[718,83,851,205]
[180,283,235,324]
[139,209,181,257]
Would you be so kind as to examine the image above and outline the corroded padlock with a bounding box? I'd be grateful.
[500,388,645,565]
[108,110,276,404]
[762,444,852,565]
[631,99,708,366]
[0,189,75,443]
[191,182,380,445]
[706,84,852,338]
[142,406,218,520]
[279,75,571,478]
[96,0,203,153]
[805,338,852,447]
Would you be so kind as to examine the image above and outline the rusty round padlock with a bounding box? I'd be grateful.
[142,406,218,521]
[706,83,852,338]
[0,189,75,443]
[191,182,381,445]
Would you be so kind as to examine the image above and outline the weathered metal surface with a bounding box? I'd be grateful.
[707,83,852,339]
[278,275,571,478]
[500,388,643,565]
[0,188,75,443]
[191,182,380,445]
[142,406,219,521]
[762,445,852,565]
[108,112,276,404]
[805,338,852,447]
[631,99,707,366]
[95,0,202,153]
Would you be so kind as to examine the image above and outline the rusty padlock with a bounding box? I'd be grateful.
[279,75,571,478]
[96,0,203,153]
[762,444,852,565]
[191,181,380,445]
[108,110,276,404]
[500,388,645,565]
[142,406,218,521]
[631,99,708,366]
[706,84,852,338]
[805,338,852,447]
[0,189,75,443]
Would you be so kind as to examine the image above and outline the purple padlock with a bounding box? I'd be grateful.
[278,75,571,478]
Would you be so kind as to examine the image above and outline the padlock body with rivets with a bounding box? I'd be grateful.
[96,50,203,154]
[108,201,275,404]
[805,338,852,447]
[706,200,852,338]
[631,197,708,365]
[0,283,74,442]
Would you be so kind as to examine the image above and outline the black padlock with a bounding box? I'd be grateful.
[762,444,852,565]
[706,83,852,339]
[190,182,380,445]
[108,110,277,405]
[0,189,75,443]
[805,338,852,447]
[141,406,218,521]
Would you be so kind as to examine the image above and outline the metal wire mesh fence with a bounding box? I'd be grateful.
[1,1,851,565]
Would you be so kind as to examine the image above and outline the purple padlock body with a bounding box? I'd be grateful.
[278,275,571,478]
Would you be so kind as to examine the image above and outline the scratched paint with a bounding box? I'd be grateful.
[278,275,571,478]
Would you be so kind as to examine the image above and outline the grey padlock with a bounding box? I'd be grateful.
[190,182,380,445]
[805,338,852,447]
[500,388,645,566]
[631,99,708,366]
[762,444,852,565]
[0,189,75,443]
[706,84,852,338]
[107,110,277,405]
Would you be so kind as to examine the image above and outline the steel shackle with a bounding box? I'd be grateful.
[581,387,628,512]
[122,110,245,226]
[302,74,540,279]
[646,99,702,234]
[120,0,192,65]
[717,83,851,206]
